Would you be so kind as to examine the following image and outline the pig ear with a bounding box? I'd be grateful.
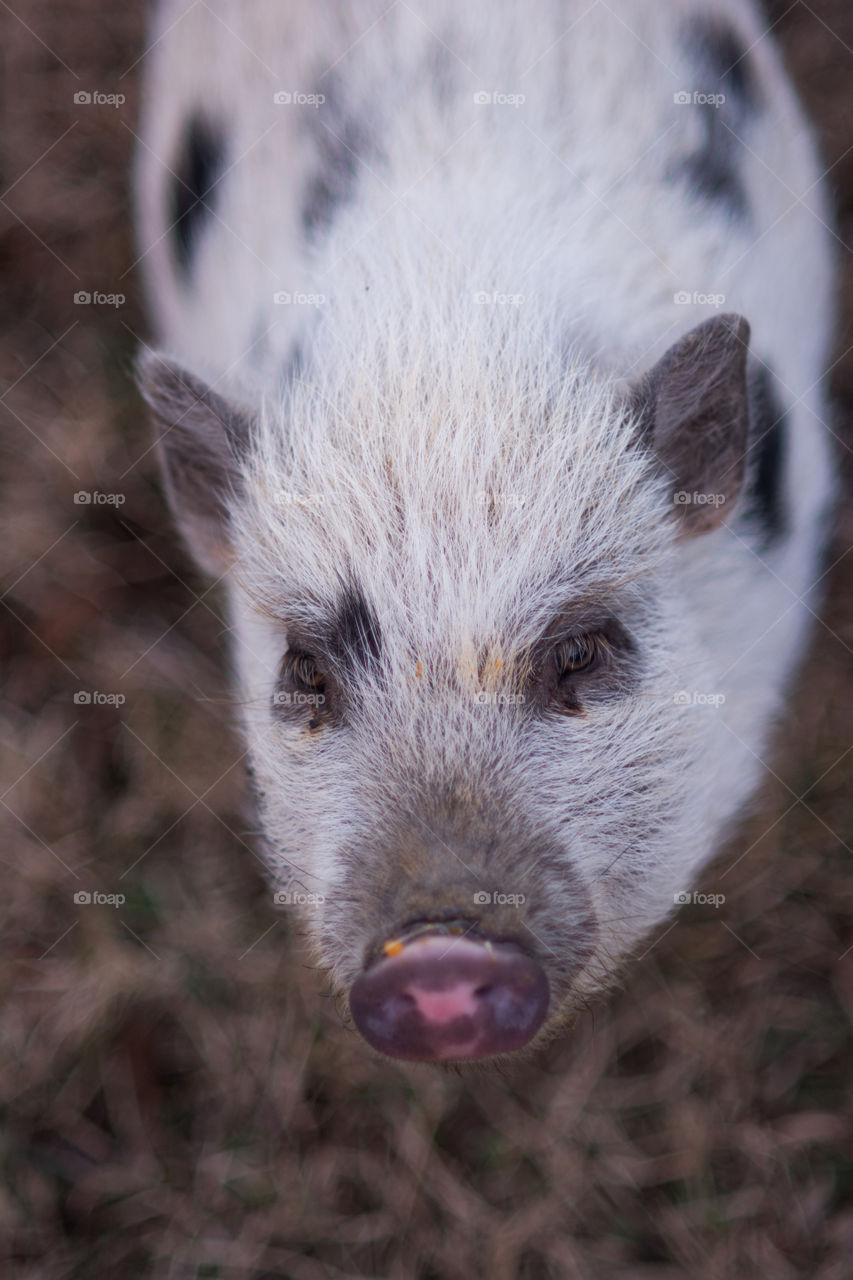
[631,313,750,534]
[136,350,251,575]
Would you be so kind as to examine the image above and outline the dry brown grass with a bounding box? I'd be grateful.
[1,2,852,1277]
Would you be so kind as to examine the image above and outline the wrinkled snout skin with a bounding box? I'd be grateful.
[136,0,836,1061]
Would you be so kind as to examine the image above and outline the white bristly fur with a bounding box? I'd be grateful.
[136,0,836,1043]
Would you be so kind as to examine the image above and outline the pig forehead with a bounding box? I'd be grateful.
[238,362,672,634]
[239,471,668,652]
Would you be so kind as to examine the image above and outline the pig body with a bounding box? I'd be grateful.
[136,0,836,1060]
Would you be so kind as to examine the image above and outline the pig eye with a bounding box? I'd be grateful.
[554,633,600,677]
[283,649,326,692]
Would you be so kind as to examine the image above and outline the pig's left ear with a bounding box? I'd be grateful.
[631,313,750,535]
[136,350,252,575]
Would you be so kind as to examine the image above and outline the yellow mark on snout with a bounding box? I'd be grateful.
[383,938,404,957]
[405,644,513,693]
[457,638,507,692]
[480,649,505,688]
[457,637,479,686]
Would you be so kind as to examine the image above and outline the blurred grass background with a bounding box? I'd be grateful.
[1,2,852,1277]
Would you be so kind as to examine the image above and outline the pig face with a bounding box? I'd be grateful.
[140,313,753,1062]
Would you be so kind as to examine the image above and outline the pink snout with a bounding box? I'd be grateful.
[349,933,550,1062]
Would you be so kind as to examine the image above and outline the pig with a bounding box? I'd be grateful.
[135,0,836,1062]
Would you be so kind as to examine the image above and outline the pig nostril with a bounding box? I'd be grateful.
[474,984,493,998]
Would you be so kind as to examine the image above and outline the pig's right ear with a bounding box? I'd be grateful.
[136,350,251,575]
[630,313,751,535]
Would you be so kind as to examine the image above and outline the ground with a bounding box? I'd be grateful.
[1,2,851,1277]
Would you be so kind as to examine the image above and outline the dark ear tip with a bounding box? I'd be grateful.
[135,349,211,424]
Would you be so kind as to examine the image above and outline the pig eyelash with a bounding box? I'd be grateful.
[553,632,603,678]
[280,649,327,692]
[549,632,607,715]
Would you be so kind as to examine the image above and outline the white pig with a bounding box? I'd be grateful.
[136,0,835,1061]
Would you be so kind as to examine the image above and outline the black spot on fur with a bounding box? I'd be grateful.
[330,587,382,671]
[170,115,225,277]
[671,18,762,221]
[302,78,370,238]
[744,366,788,547]
[677,134,748,217]
[689,17,761,114]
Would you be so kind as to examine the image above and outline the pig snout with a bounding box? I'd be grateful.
[349,933,549,1061]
